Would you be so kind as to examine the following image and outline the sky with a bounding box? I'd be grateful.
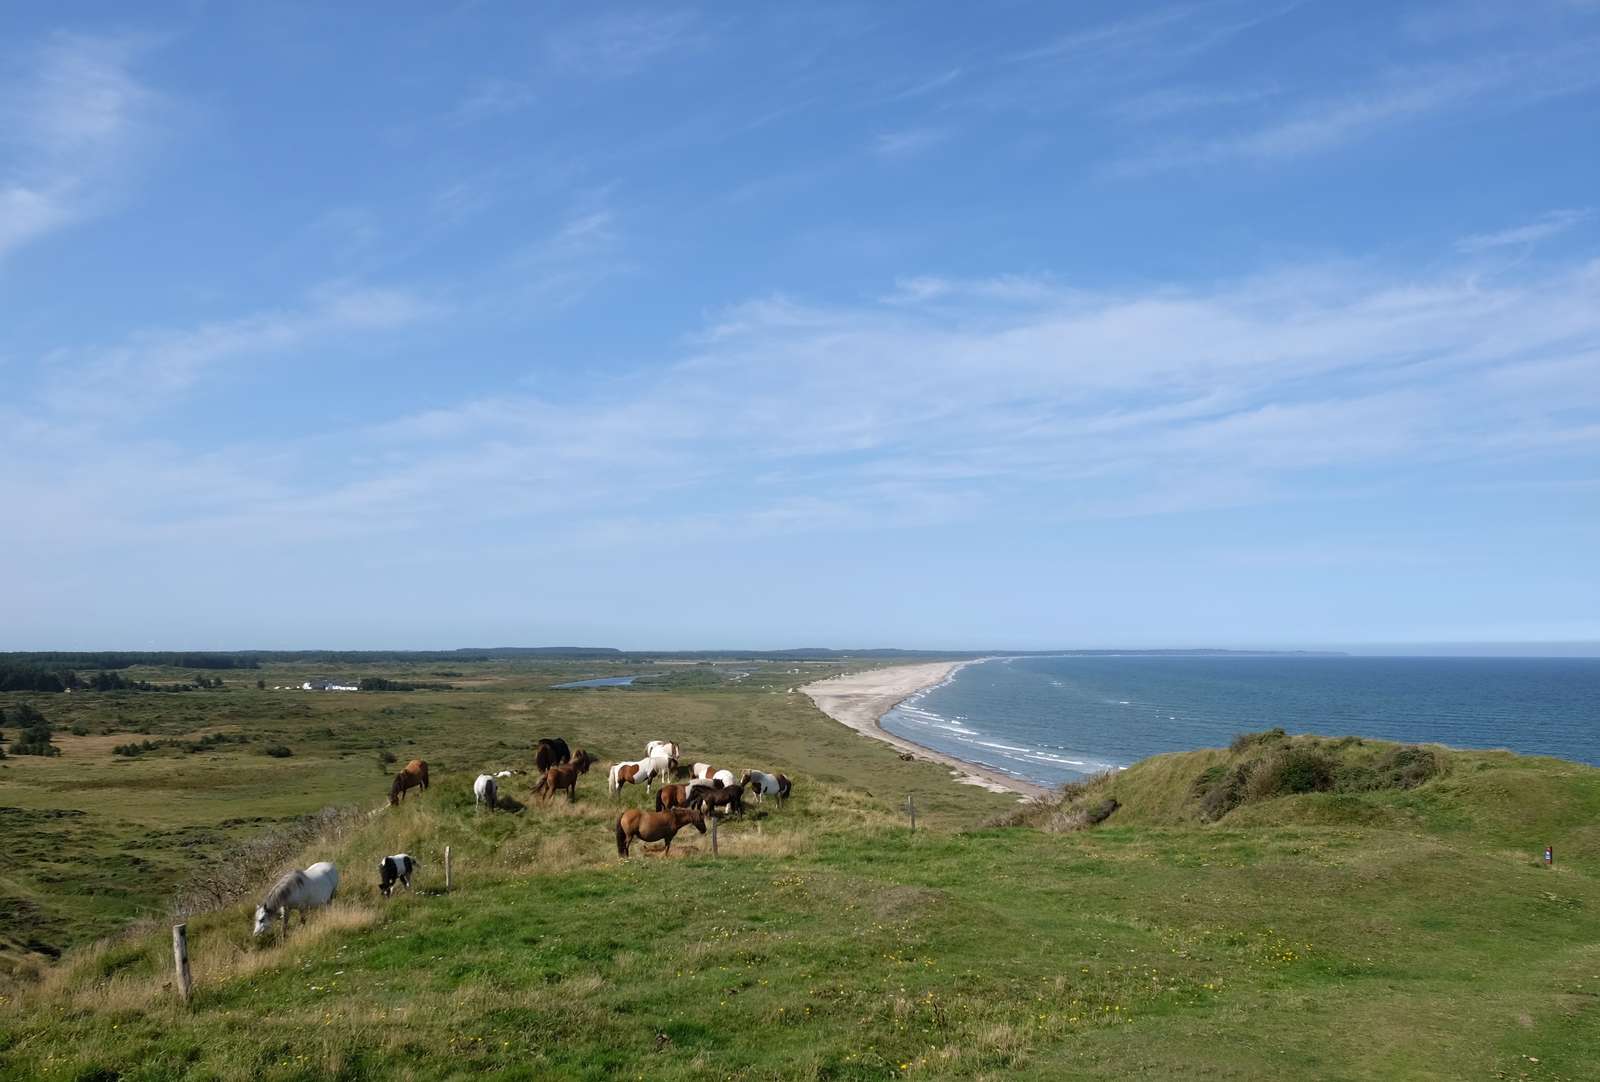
[2,1,1598,652]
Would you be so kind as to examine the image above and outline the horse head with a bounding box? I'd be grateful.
[252,905,273,936]
[573,749,594,772]
[686,808,707,833]
[739,771,754,788]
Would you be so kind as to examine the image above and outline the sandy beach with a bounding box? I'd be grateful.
[803,661,1051,799]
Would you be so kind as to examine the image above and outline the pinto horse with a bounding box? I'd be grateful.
[741,770,792,803]
[474,773,499,811]
[534,738,572,773]
[609,753,676,797]
[615,806,705,858]
[690,762,737,788]
[378,853,417,898]
[645,740,680,762]
[531,749,596,802]
[389,759,429,805]
[254,861,338,937]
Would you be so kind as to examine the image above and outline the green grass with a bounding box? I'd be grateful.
[3,665,1600,1080]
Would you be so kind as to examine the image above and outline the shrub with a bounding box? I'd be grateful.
[1195,762,1254,821]
[1229,727,1287,754]
[70,724,90,737]
[262,745,293,758]
[1377,745,1442,789]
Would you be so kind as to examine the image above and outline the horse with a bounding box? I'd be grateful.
[534,738,572,773]
[492,769,522,778]
[253,861,339,937]
[689,763,736,787]
[692,781,746,817]
[608,753,676,797]
[378,853,417,898]
[654,783,693,812]
[389,759,429,805]
[474,773,498,811]
[615,806,705,859]
[645,740,680,762]
[741,770,792,803]
[531,749,596,803]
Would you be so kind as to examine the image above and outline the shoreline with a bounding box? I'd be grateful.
[802,660,1051,800]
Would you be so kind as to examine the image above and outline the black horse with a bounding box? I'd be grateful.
[534,737,572,773]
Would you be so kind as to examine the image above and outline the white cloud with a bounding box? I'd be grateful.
[544,10,706,78]
[1457,209,1594,252]
[0,33,163,261]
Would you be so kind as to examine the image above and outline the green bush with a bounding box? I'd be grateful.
[263,745,293,758]
[1229,727,1286,754]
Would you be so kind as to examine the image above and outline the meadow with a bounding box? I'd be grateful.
[2,658,1598,1080]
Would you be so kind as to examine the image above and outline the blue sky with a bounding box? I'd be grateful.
[3,1,1598,652]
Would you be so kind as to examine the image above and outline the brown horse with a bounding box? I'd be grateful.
[389,759,429,805]
[615,806,705,859]
[534,738,571,774]
[654,783,693,812]
[692,781,746,817]
[531,749,596,803]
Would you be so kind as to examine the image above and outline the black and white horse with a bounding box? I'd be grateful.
[378,853,418,898]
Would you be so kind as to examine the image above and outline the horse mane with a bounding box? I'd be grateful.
[261,868,307,911]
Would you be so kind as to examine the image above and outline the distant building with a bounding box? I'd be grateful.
[302,678,359,692]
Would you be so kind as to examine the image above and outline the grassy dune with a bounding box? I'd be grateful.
[3,663,1599,1080]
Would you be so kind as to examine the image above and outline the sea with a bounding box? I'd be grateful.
[878,655,1600,788]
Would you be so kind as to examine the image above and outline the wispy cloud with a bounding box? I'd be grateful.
[873,127,951,158]
[0,32,164,261]
[453,79,535,122]
[544,10,707,78]
[1457,209,1595,252]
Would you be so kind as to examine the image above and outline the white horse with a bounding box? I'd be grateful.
[492,769,521,778]
[741,770,792,803]
[254,861,339,937]
[609,754,674,796]
[474,773,499,811]
[645,740,680,762]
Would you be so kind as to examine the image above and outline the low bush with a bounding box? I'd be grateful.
[1229,727,1287,754]
[262,745,293,758]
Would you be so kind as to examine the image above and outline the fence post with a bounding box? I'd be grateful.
[445,845,453,891]
[906,794,916,831]
[711,817,719,857]
[172,924,192,1004]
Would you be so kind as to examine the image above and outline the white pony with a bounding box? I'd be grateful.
[645,740,680,762]
[474,773,499,811]
[741,769,792,803]
[254,861,339,937]
[609,753,674,796]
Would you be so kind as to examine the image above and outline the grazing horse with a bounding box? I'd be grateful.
[645,740,680,762]
[654,783,693,812]
[531,749,596,802]
[534,738,572,773]
[741,770,792,803]
[608,753,676,797]
[616,806,705,859]
[378,853,417,898]
[253,861,339,937]
[692,781,746,817]
[389,759,429,805]
[689,763,737,787]
[492,769,522,778]
[474,773,498,811]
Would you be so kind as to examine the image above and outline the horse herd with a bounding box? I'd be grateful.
[252,738,793,939]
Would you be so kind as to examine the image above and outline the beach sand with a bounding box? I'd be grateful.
[803,661,1051,799]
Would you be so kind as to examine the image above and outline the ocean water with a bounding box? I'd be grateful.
[879,655,1600,788]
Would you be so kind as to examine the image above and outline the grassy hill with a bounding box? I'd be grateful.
[2,665,1599,1080]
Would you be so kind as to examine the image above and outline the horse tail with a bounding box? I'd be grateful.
[615,816,630,858]
[654,788,665,812]
[531,771,548,797]
[778,775,791,802]
[420,762,429,789]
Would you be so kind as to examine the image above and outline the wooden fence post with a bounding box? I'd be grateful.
[711,817,719,857]
[906,794,917,831]
[445,845,453,891]
[172,924,192,1004]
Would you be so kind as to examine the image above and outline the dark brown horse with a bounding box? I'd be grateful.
[389,759,429,805]
[534,738,572,774]
[615,806,705,858]
[654,783,693,812]
[692,781,745,817]
[531,748,596,803]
